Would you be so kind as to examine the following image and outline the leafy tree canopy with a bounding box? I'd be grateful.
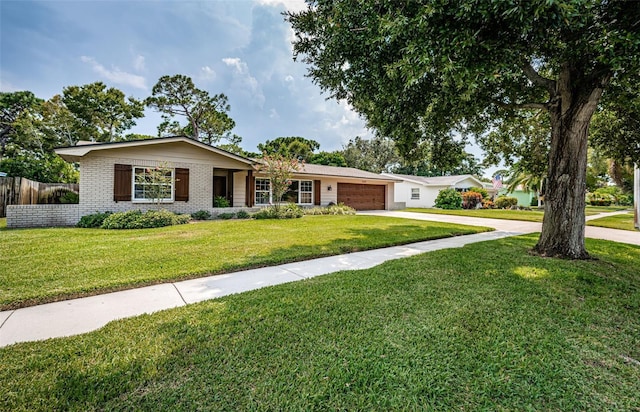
[146,74,238,146]
[307,150,347,167]
[0,91,42,159]
[287,0,640,259]
[62,82,144,142]
[257,136,320,161]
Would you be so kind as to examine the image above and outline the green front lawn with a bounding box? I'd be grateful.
[587,212,637,231]
[2,236,638,411]
[406,207,545,222]
[406,205,630,222]
[0,215,489,309]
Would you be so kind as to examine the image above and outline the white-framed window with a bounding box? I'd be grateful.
[283,179,314,205]
[255,178,271,205]
[133,166,174,203]
[256,178,314,205]
[299,180,313,204]
[411,187,420,200]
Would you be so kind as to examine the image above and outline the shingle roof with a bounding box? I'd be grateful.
[297,164,400,181]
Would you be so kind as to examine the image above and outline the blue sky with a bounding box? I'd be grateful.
[0,0,373,153]
[1,0,492,174]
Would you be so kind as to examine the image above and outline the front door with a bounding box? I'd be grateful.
[213,176,227,203]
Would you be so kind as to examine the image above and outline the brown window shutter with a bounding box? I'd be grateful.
[175,168,189,201]
[314,180,321,205]
[114,164,132,201]
[245,171,254,207]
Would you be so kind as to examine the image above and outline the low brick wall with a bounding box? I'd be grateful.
[7,204,80,228]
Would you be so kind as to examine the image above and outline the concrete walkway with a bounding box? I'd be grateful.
[1,211,638,347]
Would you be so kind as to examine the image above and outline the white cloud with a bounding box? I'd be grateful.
[200,66,216,81]
[80,56,147,89]
[133,55,145,72]
[222,57,264,107]
[254,0,306,13]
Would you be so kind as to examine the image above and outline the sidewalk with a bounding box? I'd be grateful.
[1,211,637,347]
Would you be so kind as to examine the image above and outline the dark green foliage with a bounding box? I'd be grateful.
[253,203,304,219]
[191,210,212,220]
[434,189,462,210]
[77,211,112,228]
[257,136,320,161]
[235,210,251,219]
[494,196,518,209]
[59,191,79,204]
[213,196,230,208]
[307,151,347,167]
[101,210,190,229]
[0,152,78,184]
[217,212,235,220]
[62,82,144,143]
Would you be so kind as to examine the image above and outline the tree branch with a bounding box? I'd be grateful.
[494,100,548,111]
[522,62,556,95]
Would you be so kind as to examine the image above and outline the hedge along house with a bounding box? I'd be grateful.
[6,136,402,228]
[381,173,492,208]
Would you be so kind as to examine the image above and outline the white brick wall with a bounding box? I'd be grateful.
[79,155,217,216]
[7,204,80,228]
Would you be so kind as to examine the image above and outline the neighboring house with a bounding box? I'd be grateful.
[7,136,401,228]
[381,173,489,208]
[498,185,537,207]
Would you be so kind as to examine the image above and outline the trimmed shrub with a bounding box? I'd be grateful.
[617,194,632,206]
[482,199,495,209]
[468,186,489,199]
[214,196,230,208]
[434,189,462,210]
[236,210,251,219]
[494,196,518,209]
[304,203,356,215]
[191,210,212,220]
[462,191,483,209]
[101,210,190,229]
[217,212,236,220]
[253,203,304,219]
[77,211,112,228]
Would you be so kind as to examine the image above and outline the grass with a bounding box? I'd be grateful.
[587,212,637,231]
[0,217,6,229]
[406,207,546,222]
[0,215,489,309]
[1,235,638,411]
[406,205,630,222]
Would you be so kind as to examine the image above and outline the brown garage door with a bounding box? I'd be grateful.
[337,183,385,210]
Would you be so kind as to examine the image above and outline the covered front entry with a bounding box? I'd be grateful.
[337,183,385,210]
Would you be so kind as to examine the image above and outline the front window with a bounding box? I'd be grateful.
[411,188,420,200]
[255,178,314,205]
[255,178,271,205]
[133,166,174,202]
[283,180,313,204]
[299,180,313,204]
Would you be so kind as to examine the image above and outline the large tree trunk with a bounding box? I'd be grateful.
[533,68,607,259]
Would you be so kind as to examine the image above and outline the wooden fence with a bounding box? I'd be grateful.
[0,177,79,218]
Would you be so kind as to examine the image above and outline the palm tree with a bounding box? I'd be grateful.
[506,162,546,208]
